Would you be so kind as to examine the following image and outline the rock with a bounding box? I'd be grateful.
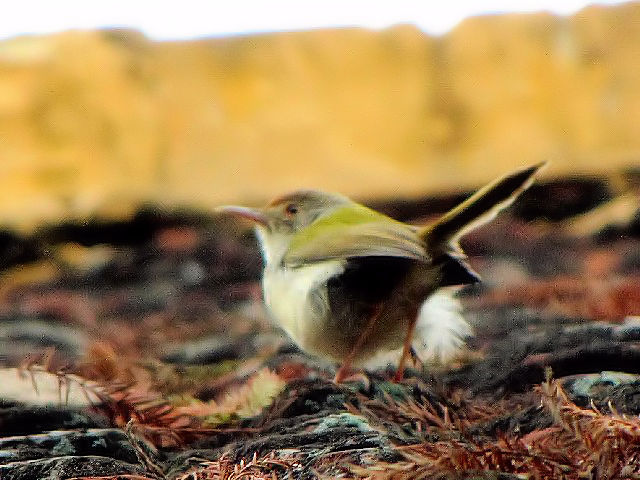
[446,316,640,395]
[0,429,141,465]
[162,332,287,365]
[165,378,430,477]
[562,371,640,414]
[0,455,146,480]
[162,333,254,365]
[0,319,88,364]
[0,403,109,436]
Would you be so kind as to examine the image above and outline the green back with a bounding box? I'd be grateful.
[284,204,428,267]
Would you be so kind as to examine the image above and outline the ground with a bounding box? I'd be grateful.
[0,175,638,479]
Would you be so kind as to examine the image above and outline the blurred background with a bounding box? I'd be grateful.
[0,0,639,386]
[1,0,638,229]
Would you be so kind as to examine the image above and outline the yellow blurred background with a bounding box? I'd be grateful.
[1,2,639,229]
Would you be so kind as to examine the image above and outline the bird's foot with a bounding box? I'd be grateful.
[333,367,371,389]
[393,367,405,383]
[333,364,350,383]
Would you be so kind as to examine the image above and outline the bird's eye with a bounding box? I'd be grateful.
[285,203,298,216]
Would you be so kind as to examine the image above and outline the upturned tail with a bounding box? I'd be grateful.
[422,162,546,249]
[421,162,546,286]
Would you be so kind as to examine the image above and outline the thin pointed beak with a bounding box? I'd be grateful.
[215,205,269,226]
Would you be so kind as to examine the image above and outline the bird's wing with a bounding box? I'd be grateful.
[284,204,429,267]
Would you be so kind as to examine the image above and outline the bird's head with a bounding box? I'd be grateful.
[217,190,350,265]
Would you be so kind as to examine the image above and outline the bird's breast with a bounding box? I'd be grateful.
[262,260,345,345]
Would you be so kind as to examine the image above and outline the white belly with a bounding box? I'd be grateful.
[262,260,344,349]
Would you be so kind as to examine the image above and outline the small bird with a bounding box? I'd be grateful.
[218,163,545,382]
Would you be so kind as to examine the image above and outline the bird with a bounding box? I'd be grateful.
[217,163,545,382]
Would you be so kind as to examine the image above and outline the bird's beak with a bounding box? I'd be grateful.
[215,206,269,226]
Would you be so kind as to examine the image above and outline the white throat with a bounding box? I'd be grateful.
[255,227,291,267]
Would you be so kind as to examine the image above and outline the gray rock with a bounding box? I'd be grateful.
[163,332,287,365]
[0,429,140,465]
[0,404,109,436]
[0,318,88,364]
[0,455,146,480]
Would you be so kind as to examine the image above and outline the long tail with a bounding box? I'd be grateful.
[421,162,546,250]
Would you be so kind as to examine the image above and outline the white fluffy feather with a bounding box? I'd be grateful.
[363,288,471,369]
[413,288,472,363]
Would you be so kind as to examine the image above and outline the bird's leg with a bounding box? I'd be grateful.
[409,346,423,369]
[394,314,418,382]
[334,306,381,383]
